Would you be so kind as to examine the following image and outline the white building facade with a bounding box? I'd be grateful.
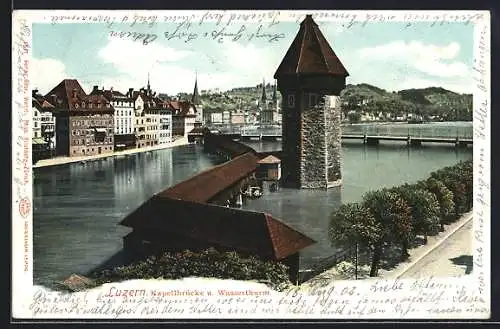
[32,91,57,149]
[90,87,135,136]
[112,96,135,135]
[158,107,173,144]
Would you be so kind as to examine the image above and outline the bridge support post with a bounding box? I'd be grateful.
[456,140,468,148]
[410,139,422,147]
[363,134,367,144]
[366,137,379,146]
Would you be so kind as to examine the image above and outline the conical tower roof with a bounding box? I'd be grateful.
[192,75,201,105]
[274,15,349,78]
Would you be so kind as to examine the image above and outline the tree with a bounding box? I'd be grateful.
[362,190,413,277]
[390,184,441,244]
[430,162,471,218]
[329,203,383,250]
[417,178,455,230]
[329,203,383,280]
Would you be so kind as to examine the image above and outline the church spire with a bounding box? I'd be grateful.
[147,72,151,93]
[192,71,201,105]
[261,78,267,102]
[272,80,277,102]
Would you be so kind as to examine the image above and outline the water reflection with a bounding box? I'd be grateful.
[33,141,472,287]
[33,145,224,288]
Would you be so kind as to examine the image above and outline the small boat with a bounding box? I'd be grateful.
[244,186,263,199]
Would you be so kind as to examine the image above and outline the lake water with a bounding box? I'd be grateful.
[33,123,473,288]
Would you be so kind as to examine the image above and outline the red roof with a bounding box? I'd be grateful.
[158,152,259,203]
[119,197,315,260]
[274,15,349,77]
[169,101,196,116]
[90,88,132,101]
[258,155,281,164]
[32,92,55,112]
[44,79,114,112]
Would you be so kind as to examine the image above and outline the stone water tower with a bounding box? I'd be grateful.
[274,14,349,189]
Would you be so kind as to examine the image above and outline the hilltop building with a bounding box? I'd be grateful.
[274,15,349,189]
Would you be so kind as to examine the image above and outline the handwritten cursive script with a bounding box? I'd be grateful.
[27,276,490,318]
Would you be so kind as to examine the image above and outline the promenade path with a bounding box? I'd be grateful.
[33,136,189,168]
[302,212,473,286]
[397,219,473,279]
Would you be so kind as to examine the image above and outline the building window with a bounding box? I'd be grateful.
[287,94,295,107]
[309,93,319,107]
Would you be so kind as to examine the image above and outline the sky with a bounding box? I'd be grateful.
[31,16,474,96]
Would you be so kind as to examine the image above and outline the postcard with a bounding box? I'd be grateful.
[12,9,490,320]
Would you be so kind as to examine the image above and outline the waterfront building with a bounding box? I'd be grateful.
[202,110,212,125]
[133,90,148,148]
[210,112,223,124]
[32,96,42,139]
[274,15,348,188]
[132,78,170,147]
[32,90,57,149]
[222,110,231,124]
[230,110,245,125]
[158,102,173,145]
[90,86,135,150]
[46,79,114,157]
[170,101,196,137]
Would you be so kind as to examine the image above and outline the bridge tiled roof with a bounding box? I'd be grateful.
[119,197,315,260]
[158,152,259,203]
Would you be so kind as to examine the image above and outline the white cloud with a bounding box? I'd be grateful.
[98,38,193,76]
[358,40,470,78]
[94,37,281,95]
[31,57,69,95]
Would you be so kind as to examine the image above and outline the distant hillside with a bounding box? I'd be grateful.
[166,82,472,120]
[340,84,472,120]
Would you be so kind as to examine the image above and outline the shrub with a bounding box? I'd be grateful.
[91,248,291,291]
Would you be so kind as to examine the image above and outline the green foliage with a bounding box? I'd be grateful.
[362,189,413,245]
[339,83,472,120]
[329,203,383,249]
[430,160,473,217]
[418,178,455,225]
[91,248,291,291]
[329,159,473,278]
[389,184,441,238]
